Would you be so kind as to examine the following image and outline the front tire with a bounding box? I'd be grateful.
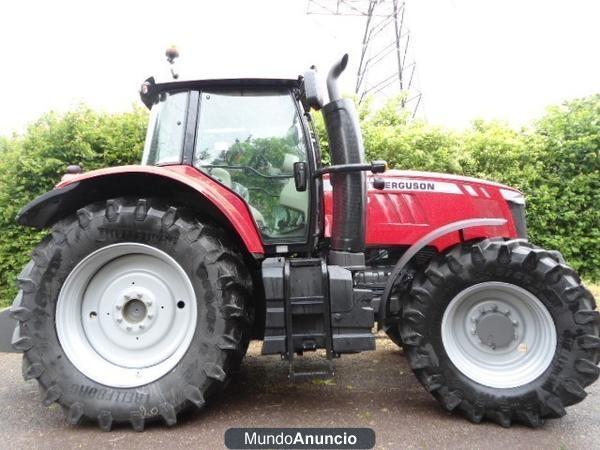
[398,238,600,427]
[10,198,253,430]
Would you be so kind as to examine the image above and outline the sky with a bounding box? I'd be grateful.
[0,0,598,136]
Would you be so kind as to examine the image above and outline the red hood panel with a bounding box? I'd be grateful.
[324,171,519,251]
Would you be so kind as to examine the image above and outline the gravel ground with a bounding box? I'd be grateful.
[0,336,598,450]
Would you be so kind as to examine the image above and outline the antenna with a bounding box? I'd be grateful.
[307,0,422,117]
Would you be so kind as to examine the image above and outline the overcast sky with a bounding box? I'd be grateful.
[0,0,598,136]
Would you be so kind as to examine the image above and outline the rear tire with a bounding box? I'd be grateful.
[10,198,254,430]
[399,238,600,427]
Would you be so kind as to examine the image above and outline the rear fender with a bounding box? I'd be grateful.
[17,165,265,256]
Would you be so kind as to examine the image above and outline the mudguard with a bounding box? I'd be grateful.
[377,217,508,327]
[17,165,265,256]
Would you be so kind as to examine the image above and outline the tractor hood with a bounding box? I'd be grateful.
[323,169,526,251]
[380,170,522,193]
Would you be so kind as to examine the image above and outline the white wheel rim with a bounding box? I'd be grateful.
[56,243,197,388]
[441,282,557,389]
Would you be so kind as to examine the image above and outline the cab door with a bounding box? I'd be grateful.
[193,88,311,246]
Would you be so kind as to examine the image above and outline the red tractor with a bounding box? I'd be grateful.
[0,53,598,431]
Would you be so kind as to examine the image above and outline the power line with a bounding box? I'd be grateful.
[307,0,422,118]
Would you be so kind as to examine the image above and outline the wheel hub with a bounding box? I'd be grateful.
[473,305,518,349]
[122,298,147,323]
[114,289,156,333]
[441,281,557,389]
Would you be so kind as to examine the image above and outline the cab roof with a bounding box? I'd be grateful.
[141,76,303,109]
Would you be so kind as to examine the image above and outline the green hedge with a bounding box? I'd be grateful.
[0,106,148,306]
[0,95,598,307]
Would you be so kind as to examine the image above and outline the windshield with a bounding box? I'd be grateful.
[142,91,189,166]
[194,89,309,243]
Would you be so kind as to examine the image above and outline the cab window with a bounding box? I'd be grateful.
[142,91,189,166]
[193,89,309,243]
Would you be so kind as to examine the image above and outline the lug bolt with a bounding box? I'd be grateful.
[512,320,519,326]
[116,317,122,323]
[491,304,498,311]
[126,326,132,331]
[470,316,477,323]
[116,304,122,310]
[139,324,145,329]
[146,300,153,307]
[471,327,477,335]
[136,293,143,299]
[124,294,131,300]
[147,314,153,320]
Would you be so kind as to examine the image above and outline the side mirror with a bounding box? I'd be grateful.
[301,67,324,111]
[293,161,308,192]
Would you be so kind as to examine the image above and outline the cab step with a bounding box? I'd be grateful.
[283,259,335,380]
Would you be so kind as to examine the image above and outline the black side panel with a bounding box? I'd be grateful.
[260,258,375,356]
[261,257,286,354]
[322,98,367,253]
[285,259,333,355]
[329,266,375,353]
[508,202,528,239]
[261,258,332,355]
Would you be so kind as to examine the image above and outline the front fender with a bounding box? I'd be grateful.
[377,217,508,328]
[17,165,265,256]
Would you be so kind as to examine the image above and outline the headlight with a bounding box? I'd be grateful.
[500,188,526,206]
[500,189,527,238]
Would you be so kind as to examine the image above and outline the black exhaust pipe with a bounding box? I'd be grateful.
[322,54,367,266]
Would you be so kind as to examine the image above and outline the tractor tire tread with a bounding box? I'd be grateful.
[398,238,599,427]
[11,197,254,431]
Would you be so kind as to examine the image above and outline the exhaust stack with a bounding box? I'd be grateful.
[322,54,367,266]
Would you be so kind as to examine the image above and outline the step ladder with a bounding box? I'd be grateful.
[283,258,335,380]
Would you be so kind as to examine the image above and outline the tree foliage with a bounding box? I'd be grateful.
[0,106,147,305]
[525,96,600,276]
[0,95,598,306]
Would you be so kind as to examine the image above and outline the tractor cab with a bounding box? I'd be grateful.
[140,77,320,247]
